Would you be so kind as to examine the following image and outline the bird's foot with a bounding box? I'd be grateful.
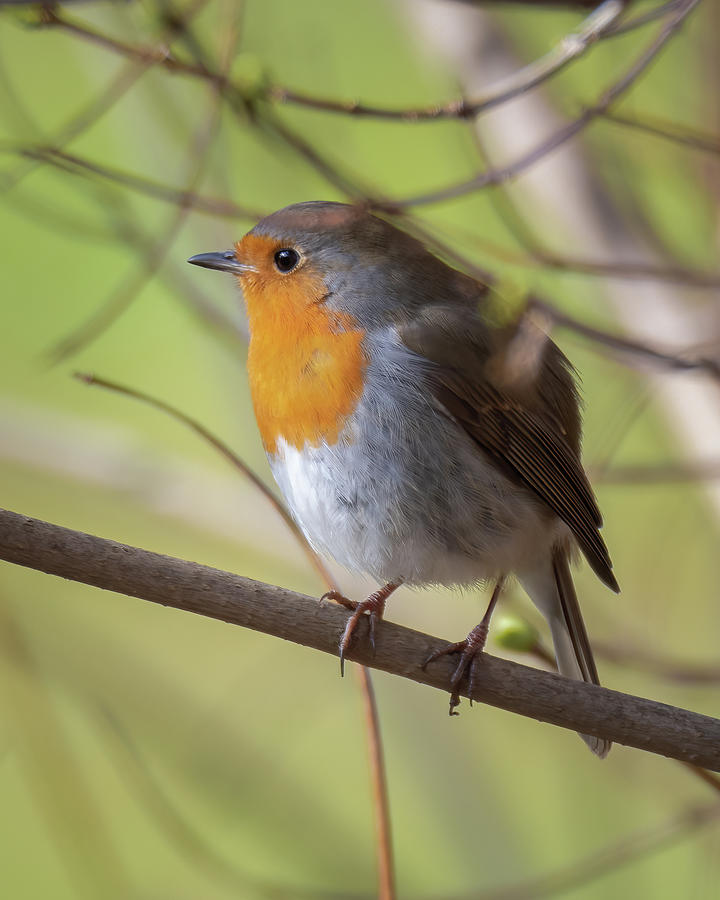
[322,583,399,676]
[422,620,490,716]
[320,590,357,612]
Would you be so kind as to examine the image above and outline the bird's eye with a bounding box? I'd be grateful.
[274,248,300,273]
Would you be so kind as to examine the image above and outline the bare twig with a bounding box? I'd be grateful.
[527,634,720,685]
[529,297,720,379]
[682,764,720,795]
[444,801,720,900]
[0,0,214,194]
[36,5,374,205]
[0,597,134,897]
[2,508,720,770]
[36,6,215,81]
[393,0,701,208]
[594,459,720,485]
[521,253,720,288]
[270,2,624,121]
[96,705,306,898]
[357,667,396,900]
[48,8,244,363]
[601,110,720,154]
[606,0,689,36]
[445,131,720,288]
[10,146,265,220]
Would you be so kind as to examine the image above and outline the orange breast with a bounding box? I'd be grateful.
[239,241,367,455]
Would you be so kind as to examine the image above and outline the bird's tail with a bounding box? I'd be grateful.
[548,547,610,758]
[519,547,610,757]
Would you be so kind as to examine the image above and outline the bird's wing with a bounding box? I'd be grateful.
[399,311,618,592]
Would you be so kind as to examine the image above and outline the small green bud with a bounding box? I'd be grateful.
[493,614,539,652]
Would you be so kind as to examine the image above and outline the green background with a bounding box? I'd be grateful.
[1,1,719,897]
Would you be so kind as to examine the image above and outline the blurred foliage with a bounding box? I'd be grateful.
[1,1,719,898]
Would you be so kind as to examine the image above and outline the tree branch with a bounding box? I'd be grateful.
[392,0,700,208]
[1,508,719,771]
[270,2,624,121]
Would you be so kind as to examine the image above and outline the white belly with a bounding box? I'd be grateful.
[268,424,560,589]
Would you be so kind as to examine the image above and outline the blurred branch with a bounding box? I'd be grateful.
[35,6,215,81]
[605,0,688,34]
[601,110,720,154]
[0,0,213,193]
[0,595,133,897]
[454,129,720,287]
[445,801,720,900]
[593,639,720,683]
[47,6,243,363]
[35,5,373,203]
[595,459,720,485]
[357,667,396,900]
[36,1,627,127]
[15,140,719,288]
[527,298,720,378]
[683,764,720,794]
[458,1,626,6]
[96,704,306,898]
[523,632,720,686]
[2,508,720,771]
[9,145,266,220]
[270,2,624,120]
[515,250,720,288]
[392,0,700,207]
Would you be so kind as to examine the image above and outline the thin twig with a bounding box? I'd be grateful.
[95,705,307,898]
[36,6,215,81]
[529,297,720,379]
[594,459,720,485]
[601,110,720,154]
[448,128,720,288]
[357,667,396,900]
[0,596,134,897]
[269,1,624,121]
[442,801,720,900]
[605,0,687,36]
[524,252,720,288]
[528,634,720,685]
[682,764,720,795]
[10,146,265,220]
[47,10,243,363]
[0,0,214,194]
[36,5,374,206]
[392,0,701,208]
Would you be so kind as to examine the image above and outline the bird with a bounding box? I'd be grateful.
[188,200,618,757]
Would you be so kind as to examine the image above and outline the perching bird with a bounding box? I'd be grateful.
[189,201,618,756]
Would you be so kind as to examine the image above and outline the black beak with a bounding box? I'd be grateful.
[187,250,253,274]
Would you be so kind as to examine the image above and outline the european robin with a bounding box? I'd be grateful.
[189,201,618,756]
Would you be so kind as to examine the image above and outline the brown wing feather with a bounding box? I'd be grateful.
[400,314,619,592]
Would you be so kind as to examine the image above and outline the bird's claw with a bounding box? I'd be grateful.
[334,585,398,676]
[321,590,357,611]
[338,602,382,676]
[422,624,489,715]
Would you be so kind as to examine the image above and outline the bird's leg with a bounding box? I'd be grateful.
[422,576,506,715]
[322,581,402,676]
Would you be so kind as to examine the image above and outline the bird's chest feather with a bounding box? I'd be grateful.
[243,273,367,455]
